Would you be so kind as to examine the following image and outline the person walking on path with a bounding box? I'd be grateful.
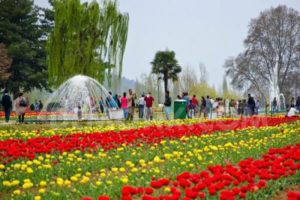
[138,94,145,119]
[1,89,12,123]
[15,92,27,123]
[164,91,172,120]
[127,89,136,121]
[144,92,154,120]
[120,92,128,119]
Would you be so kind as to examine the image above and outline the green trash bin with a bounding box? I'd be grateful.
[174,100,187,119]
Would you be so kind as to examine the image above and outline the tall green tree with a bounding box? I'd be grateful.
[0,0,50,96]
[47,0,129,87]
[151,50,182,93]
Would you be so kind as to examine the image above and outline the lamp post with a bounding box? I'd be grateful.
[157,75,162,104]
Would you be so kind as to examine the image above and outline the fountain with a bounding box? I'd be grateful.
[38,75,123,121]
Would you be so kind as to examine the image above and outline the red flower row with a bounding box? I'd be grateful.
[109,143,300,200]
[0,116,299,164]
[288,191,300,200]
[0,111,63,117]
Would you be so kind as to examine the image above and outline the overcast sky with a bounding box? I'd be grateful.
[35,0,300,88]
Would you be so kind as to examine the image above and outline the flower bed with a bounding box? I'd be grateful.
[0,116,298,163]
[0,117,299,200]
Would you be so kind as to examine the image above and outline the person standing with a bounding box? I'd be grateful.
[255,99,260,115]
[200,96,206,118]
[113,94,121,108]
[99,97,104,114]
[229,99,235,117]
[296,96,300,112]
[1,89,12,123]
[144,92,154,120]
[77,105,82,120]
[237,100,242,115]
[191,95,199,117]
[120,92,128,119]
[247,94,255,116]
[138,94,145,119]
[164,90,172,120]
[38,100,43,112]
[15,93,27,123]
[290,97,295,107]
[271,97,278,115]
[182,92,190,118]
[34,100,39,112]
[225,99,230,117]
[127,89,136,121]
[205,96,212,119]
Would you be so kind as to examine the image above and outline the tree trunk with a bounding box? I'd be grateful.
[163,76,168,93]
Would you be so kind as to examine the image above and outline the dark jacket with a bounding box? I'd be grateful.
[164,95,172,107]
[247,97,255,108]
[296,99,300,107]
[1,94,12,110]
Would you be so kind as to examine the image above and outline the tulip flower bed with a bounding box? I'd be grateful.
[0,116,299,200]
[0,118,212,141]
[0,111,62,121]
[287,189,300,200]
[0,116,298,163]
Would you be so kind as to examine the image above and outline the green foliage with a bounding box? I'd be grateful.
[0,0,50,96]
[151,50,182,92]
[190,82,218,98]
[47,0,129,88]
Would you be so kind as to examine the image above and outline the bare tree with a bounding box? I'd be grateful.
[225,5,300,98]
[179,65,198,93]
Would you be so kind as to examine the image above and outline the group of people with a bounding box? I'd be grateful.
[271,96,300,117]
[1,90,29,123]
[1,88,299,123]
[119,89,156,121]
[30,100,43,112]
[113,89,172,121]
[176,93,258,119]
[179,93,300,119]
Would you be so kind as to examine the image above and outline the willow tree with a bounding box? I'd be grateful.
[47,0,129,87]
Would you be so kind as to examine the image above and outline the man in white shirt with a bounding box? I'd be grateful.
[138,94,145,119]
